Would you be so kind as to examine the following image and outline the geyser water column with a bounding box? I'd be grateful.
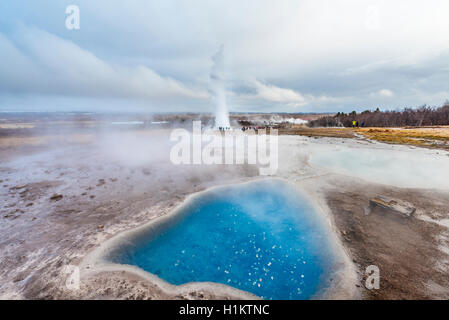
[211,45,230,129]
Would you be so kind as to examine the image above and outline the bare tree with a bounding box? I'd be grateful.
[309,102,449,127]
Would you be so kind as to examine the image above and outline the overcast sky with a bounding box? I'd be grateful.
[1,0,449,113]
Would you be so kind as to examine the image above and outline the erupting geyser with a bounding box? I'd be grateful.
[210,45,230,129]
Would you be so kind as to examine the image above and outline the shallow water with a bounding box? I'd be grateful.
[116,180,337,300]
[308,143,449,190]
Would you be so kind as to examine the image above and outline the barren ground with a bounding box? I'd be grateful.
[1,122,449,300]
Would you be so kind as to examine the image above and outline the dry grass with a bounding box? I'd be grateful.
[356,126,449,149]
[0,123,35,129]
[278,125,449,150]
[0,134,94,148]
[278,125,356,139]
[2,123,449,151]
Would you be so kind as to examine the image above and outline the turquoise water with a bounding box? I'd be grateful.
[115,180,336,300]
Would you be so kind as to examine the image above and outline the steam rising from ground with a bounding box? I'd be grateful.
[210,46,230,129]
[2,119,449,299]
[282,137,449,190]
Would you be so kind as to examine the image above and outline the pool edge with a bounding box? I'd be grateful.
[80,177,359,300]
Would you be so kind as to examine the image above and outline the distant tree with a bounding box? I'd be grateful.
[308,102,449,127]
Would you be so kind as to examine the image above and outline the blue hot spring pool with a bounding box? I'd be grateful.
[114,179,337,300]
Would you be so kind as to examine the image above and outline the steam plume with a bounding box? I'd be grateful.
[210,45,230,128]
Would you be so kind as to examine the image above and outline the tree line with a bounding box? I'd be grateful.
[308,101,449,127]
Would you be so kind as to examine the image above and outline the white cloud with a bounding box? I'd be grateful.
[231,79,350,110]
[252,80,306,105]
[1,0,449,112]
[378,89,394,97]
[0,26,208,104]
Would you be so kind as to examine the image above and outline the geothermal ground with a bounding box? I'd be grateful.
[1,114,449,299]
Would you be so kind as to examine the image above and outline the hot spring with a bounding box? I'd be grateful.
[110,179,339,300]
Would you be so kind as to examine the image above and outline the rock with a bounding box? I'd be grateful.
[97,225,104,230]
[369,196,416,217]
[96,179,106,187]
[11,184,27,190]
[50,193,63,201]
[364,206,371,215]
[26,203,33,207]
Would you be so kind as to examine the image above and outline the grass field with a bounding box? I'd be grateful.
[355,126,449,150]
[278,125,449,150]
[2,120,449,151]
[278,125,356,139]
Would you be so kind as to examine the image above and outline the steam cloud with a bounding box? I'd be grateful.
[210,45,230,129]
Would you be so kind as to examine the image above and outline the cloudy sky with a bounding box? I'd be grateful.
[1,0,449,113]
